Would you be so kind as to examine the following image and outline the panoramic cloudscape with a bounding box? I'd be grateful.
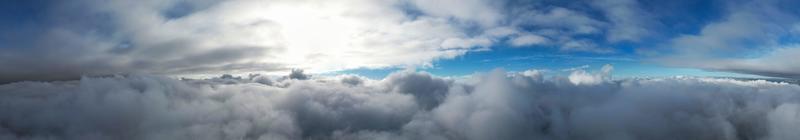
[1,0,800,139]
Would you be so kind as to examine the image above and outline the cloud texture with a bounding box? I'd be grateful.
[0,0,666,83]
[2,0,800,81]
[2,67,800,140]
[656,0,800,79]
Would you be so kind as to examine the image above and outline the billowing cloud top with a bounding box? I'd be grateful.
[4,0,798,82]
[2,66,800,139]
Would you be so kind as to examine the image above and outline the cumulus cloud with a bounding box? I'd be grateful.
[568,64,613,85]
[2,67,800,140]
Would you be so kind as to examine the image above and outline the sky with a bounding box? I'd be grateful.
[1,0,799,83]
[3,62,800,139]
[4,0,800,139]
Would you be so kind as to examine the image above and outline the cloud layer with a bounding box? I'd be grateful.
[2,67,800,140]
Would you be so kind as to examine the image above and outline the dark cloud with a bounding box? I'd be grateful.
[381,71,452,109]
[2,68,800,140]
[287,69,310,80]
[338,75,366,86]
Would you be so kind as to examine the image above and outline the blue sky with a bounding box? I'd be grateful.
[334,45,763,79]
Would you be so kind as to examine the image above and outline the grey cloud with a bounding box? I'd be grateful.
[287,69,310,80]
[0,0,285,84]
[338,75,367,86]
[249,74,275,86]
[381,71,453,110]
[2,68,800,140]
[663,47,800,79]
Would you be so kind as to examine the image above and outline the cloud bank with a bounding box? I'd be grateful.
[2,67,800,140]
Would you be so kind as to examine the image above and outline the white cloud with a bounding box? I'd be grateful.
[409,0,504,26]
[568,64,613,85]
[2,67,800,139]
[513,7,604,35]
[520,69,545,81]
[591,0,654,42]
[562,65,591,71]
[11,0,800,84]
[509,34,549,47]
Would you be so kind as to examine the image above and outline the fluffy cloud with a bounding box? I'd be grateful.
[2,66,800,140]
[568,64,613,85]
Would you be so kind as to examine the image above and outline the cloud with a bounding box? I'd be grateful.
[0,0,498,83]
[562,65,591,71]
[590,0,655,42]
[409,0,504,26]
[0,0,681,83]
[656,0,800,79]
[511,7,605,35]
[568,64,613,85]
[509,34,549,47]
[2,67,800,140]
[766,104,800,140]
[663,46,800,79]
[287,69,310,80]
[381,71,453,109]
